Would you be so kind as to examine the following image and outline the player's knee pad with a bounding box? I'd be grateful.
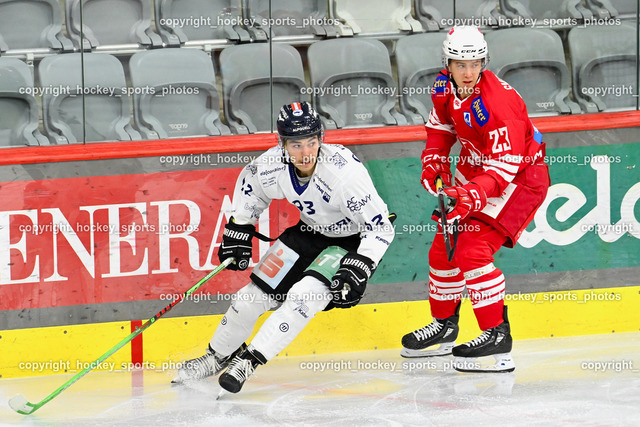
[282,275,331,316]
[248,276,329,361]
[211,282,277,356]
[228,281,279,321]
[450,222,504,272]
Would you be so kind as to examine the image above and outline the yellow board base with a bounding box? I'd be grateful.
[2,286,638,378]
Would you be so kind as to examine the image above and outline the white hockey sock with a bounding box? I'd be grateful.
[249,276,331,361]
[209,282,278,357]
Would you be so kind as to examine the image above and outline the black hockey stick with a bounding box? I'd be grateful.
[9,257,234,415]
[436,177,458,261]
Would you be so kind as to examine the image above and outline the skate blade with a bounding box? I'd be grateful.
[171,372,190,385]
[400,342,455,358]
[453,353,515,373]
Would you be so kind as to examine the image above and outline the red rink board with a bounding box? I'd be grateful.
[0,169,299,311]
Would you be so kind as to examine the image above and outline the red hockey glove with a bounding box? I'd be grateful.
[436,183,487,224]
[421,149,451,197]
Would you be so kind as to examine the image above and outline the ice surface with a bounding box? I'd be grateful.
[1,332,639,426]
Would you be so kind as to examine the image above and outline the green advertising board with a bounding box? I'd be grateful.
[368,142,640,283]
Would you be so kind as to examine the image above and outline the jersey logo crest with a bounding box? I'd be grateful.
[432,74,448,98]
[471,96,489,127]
[464,111,472,128]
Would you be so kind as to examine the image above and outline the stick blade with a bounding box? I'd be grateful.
[9,394,37,415]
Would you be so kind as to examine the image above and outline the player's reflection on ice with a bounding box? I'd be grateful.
[400,357,516,397]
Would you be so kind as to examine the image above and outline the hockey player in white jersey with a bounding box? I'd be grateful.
[174,102,395,394]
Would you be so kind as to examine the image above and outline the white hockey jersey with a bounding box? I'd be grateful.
[230,143,395,265]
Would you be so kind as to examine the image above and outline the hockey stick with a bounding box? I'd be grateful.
[9,257,234,416]
[436,177,458,261]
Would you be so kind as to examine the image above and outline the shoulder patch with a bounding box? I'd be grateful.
[432,74,449,98]
[471,96,489,127]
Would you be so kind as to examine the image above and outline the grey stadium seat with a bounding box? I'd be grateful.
[584,0,638,19]
[307,38,408,129]
[129,48,230,139]
[65,0,162,49]
[0,58,49,146]
[396,32,447,124]
[568,23,637,112]
[38,53,141,144]
[329,0,421,35]
[219,43,307,134]
[485,28,581,116]
[154,0,249,46]
[245,0,337,37]
[0,0,72,53]
[500,0,593,23]
[414,0,505,31]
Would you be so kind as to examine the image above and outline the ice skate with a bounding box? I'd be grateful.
[172,343,246,384]
[452,306,515,373]
[401,303,460,358]
[218,347,266,394]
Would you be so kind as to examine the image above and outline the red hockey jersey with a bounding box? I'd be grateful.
[425,70,549,246]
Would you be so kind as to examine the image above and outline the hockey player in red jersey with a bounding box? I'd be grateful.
[401,26,550,372]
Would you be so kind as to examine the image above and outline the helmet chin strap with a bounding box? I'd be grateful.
[280,144,292,165]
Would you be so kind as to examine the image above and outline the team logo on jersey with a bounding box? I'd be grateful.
[432,74,448,96]
[244,202,261,219]
[471,96,489,127]
[291,102,304,116]
[330,153,347,169]
[464,111,472,128]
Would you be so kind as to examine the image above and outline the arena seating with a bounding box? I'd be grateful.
[0,0,637,144]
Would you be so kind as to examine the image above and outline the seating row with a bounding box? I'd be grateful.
[0,25,637,146]
[0,0,636,54]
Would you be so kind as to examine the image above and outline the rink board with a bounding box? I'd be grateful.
[2,285,638,378]
[1,131,639,380]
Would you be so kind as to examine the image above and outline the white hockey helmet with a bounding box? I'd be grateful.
[442,26,489,68]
